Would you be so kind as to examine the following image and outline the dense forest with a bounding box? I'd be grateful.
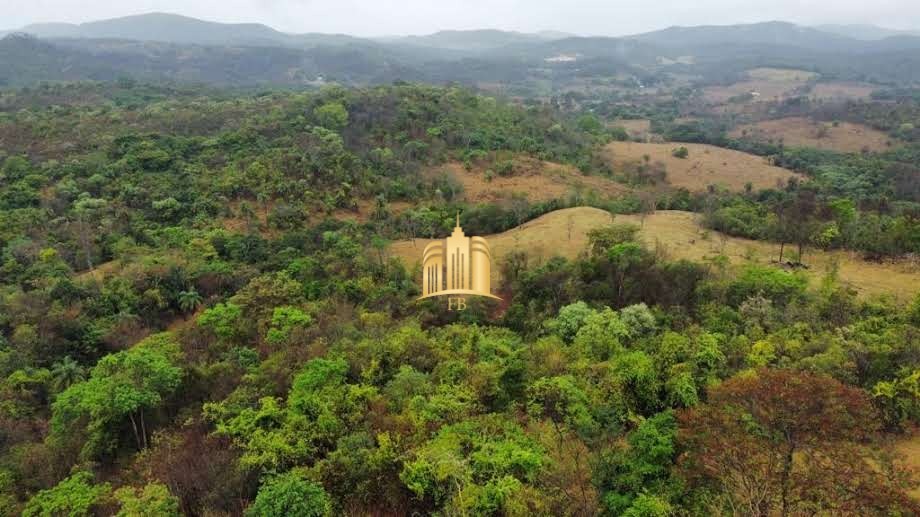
[0,78,918,516]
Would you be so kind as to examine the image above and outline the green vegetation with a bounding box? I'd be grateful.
[645,116,920,258]
[0,79,918,515]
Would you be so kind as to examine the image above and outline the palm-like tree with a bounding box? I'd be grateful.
[177,289,203,318]
[51,356,86,392]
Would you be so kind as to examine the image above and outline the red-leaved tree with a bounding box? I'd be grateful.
[677,368,919,516]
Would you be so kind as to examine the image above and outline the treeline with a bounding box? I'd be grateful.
[0,83,609,280]
[655,119,920,257]
[703,185,920,260]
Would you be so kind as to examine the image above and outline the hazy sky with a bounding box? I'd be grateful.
[3,0,919,36]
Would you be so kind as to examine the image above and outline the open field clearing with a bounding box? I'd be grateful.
[809,82,877,100]
[390,207,616,285]
[703,68,818,104]
[425,160,628,203]
[894,435,920,499]
[609,119,652,140]
[703,81,793,104]
[389,207,920,300]
[746,68,820,82]
[730,117,896,153]
[613,211,920,300]
[603,141,802,192]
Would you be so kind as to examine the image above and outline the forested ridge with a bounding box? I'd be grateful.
[0,81,919,516]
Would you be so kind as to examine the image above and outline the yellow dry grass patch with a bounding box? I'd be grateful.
[746,68,820,82]
[810,82,877,100]
[613,211,920,300]
[703,68,817,104]
[603,141,801,192]
[730,117,896,153]
[426,160,628,204]
[388,207,920,300]
[894,434,920,499]
[389,207,616,285]
[609,119,652,140]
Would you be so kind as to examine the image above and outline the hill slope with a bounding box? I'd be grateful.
[602,142,801,192]
[18,12,366,47]
[629,21,859,51]
[380,29,558,51]
[814,24,920,41]
[390,207,920,299]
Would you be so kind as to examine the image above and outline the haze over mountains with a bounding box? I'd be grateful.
[2,12,920,87]
[814,24,920,40]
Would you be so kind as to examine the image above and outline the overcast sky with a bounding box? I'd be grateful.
[3,0,919,36]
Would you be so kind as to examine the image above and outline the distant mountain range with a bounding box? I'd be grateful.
[3,13,573,50]
[9,13,915,51]
[813,24,920,41]
[2,13,920,88]
[630,21,856,50]
[374,29,573,51]
[9,13,364,47]
[630,21,920,53]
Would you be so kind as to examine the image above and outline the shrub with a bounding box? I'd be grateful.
[727,266,808,307]
[247,471,330,517]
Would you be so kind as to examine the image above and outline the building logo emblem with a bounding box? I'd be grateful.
[418,214,501,310]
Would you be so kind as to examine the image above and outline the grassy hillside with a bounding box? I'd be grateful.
[730,117,897,153]
[390,207,920,299]
[391,207,616,281]
[602,141,802,192]
[425,158,627,204]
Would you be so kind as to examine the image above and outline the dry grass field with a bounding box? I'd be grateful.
[809,82,877,101]
[613,210,920,300]
[603,141,802,192]
[894,434,920,499]
[730,117,896,153]
[425,160,628,204]
[746,68,820,82]
[388,207,920,300]
[609,119,652,140]
[703,67,818,104]
[389,207,616,286]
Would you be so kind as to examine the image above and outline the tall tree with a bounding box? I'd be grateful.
[176,289,203,318]
[49,334,183,459]
[677,369,919,516]
[49,356,85,393]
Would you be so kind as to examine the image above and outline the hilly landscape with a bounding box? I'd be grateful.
[4,13,920,88]
[1,7,920,517]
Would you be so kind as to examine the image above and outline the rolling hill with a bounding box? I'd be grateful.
[814,24,920,41]
[628,21,859,51]
[602,142,802,192]
[5,13,920,87]
[390,207,920,299]
[378,29,564,51]
[16,12,365,47]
